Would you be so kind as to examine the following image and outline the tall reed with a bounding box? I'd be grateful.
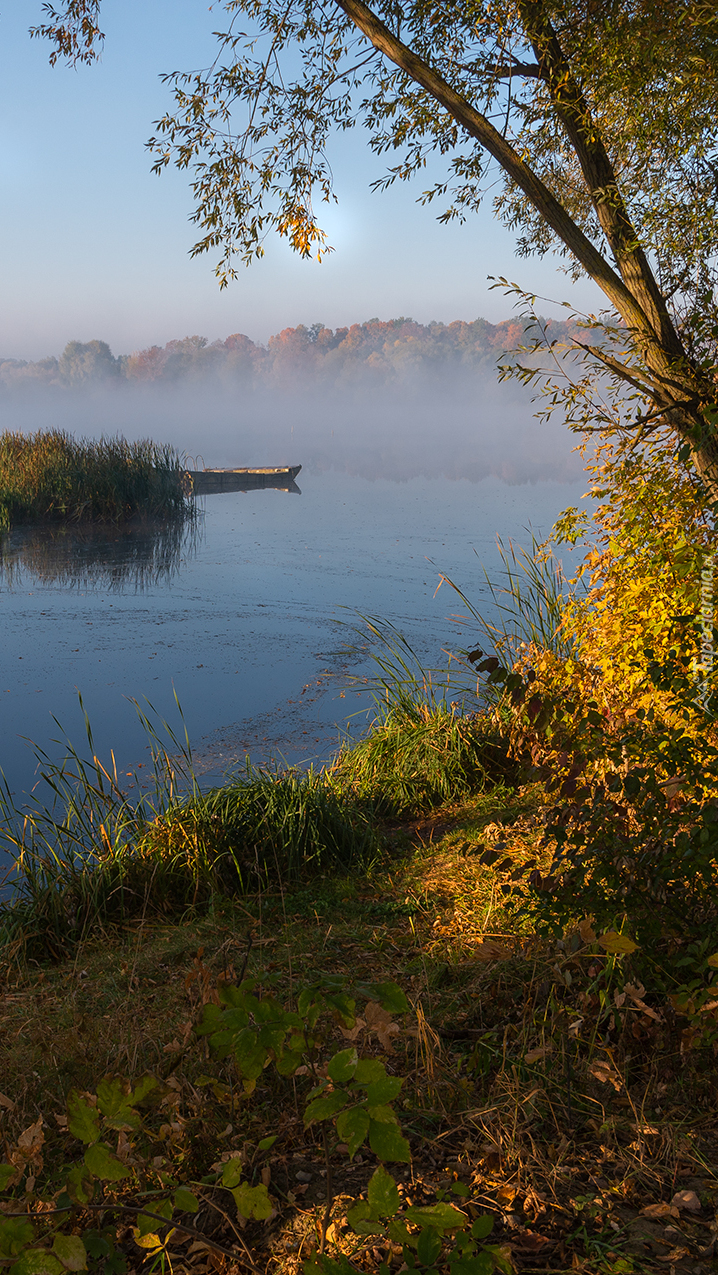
[0,429,192,529]
[0,701,380,960]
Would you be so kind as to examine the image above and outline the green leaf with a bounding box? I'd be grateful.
[470,1216,494,1241]
[346,1203,384,1236]
[405,1203,467,1233]
[368,1120,411,1163]
[130,1076,158,1106]
[221,1159,243,1189]
[416,1228,442,1266]
[335,1106,370,1159]
[10,1251,64,1275]
[450,1254,495,1275]
[327,1048,358,1083]
[52,1236,87,1271]
[83,1143,130,1182]
[64,1165,93,1206]
[231,1182,273,1221]
[173,1187,199,1213]
[232,1028,269,1080]
[0,1164,16,1190]
[96,1079,141,1132]
[302,1254,356,1275]
[366,1076,402,1105]
[66,1092,100,1145]
[304,1091,349,1126]
[0,1218,35,1261]
[367,1165,401,1218]
[483,1244,512,1274]
[257,1136,278,1152]
[353,1059,387,1085]
[451,1182,470,1198]
[371,983,409,1014]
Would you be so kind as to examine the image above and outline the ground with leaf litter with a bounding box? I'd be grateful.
[1,789,717,1275]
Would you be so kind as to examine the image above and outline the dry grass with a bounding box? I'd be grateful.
[1,789,717,1275]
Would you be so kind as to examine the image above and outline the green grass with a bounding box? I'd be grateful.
[0,428,192,529]
[330,701,513,816]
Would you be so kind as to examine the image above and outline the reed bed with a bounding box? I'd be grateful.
[0,707,382,961]
[0,429,192,529]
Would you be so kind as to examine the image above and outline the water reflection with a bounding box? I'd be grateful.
[0,516,202,592]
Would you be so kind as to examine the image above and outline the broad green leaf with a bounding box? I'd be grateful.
[450,1254,496,1275]
[451,1181,470,1198]
[64,1165,93,1206]
[336,1106,370,1159]
[368,1120,411,1163]
[327,1048,358,1083]
[66,1092,100,1145]
[367,1165,400,1217]
[483,1245,513,1275]
[96,1079,141,1132]
[346,1202,383,1236]
[129,1076,158,1106]
[0,1165,16,1190]
[353,1059,386,1085]
[10,1251,63,1275]
[83,1143,130,1182]
[194,1003,225,1036]
[323,992,356,1027]
[173,1187,199,1213]
[52,1236,87,1271]
[366,1076,402,1105]
[304,1091,349,1126]
[371,983,409,1014]
[257,1136,278,1152]
[471,1216,494,1240]
[598,932,638,955]
[136,1215,160,1240]
[231,1182,273,1221]
[232,1028,269,1080]
[416,1228,442,1266]
[405,1203,467,1233]
[221,1159,243,1189]
[0,1218,35,1260]
[276,1048,304,1076]
[366,1103,398,1124]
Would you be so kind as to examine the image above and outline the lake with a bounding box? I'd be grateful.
[0,469,585,877]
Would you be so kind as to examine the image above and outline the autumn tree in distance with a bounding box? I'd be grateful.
[32,0,718,500]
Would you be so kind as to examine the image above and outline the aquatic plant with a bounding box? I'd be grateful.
[0,429,192,529]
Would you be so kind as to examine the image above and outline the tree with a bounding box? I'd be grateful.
[31,1,718,496]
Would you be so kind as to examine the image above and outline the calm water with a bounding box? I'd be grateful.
[0,470,585,870]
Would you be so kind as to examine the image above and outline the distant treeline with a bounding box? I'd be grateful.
[0,316,581,392]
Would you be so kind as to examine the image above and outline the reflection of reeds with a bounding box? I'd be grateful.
[0,516,201,591]
[0,429,192,531]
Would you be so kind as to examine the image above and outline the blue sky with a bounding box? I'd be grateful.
[1,0,603,360]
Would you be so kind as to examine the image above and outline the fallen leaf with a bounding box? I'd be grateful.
[671,1190,701,1213]
[474,941,512,961]
[578,919,597,943]
[364,1002,400,1052]
[640,1203,679,1220]
[655,1247,689,1263]
[589,1060,623,1091]
[0,1093,16,1111]
[525,1044,553,1064]
[512,1230,550,1251]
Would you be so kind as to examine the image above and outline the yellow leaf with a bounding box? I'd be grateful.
[598,932,638,955]
[706,952,718,969]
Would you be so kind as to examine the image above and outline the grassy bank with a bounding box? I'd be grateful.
[0,429,192,529]
[0,695,716,1275]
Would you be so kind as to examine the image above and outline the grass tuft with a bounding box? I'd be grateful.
[0,428,192,529]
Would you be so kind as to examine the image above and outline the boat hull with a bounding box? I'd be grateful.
[187,465,301,495]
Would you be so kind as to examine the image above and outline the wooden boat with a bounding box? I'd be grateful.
[186,465,302,495]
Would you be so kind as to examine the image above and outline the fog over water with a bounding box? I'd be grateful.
[0,323,589,885]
